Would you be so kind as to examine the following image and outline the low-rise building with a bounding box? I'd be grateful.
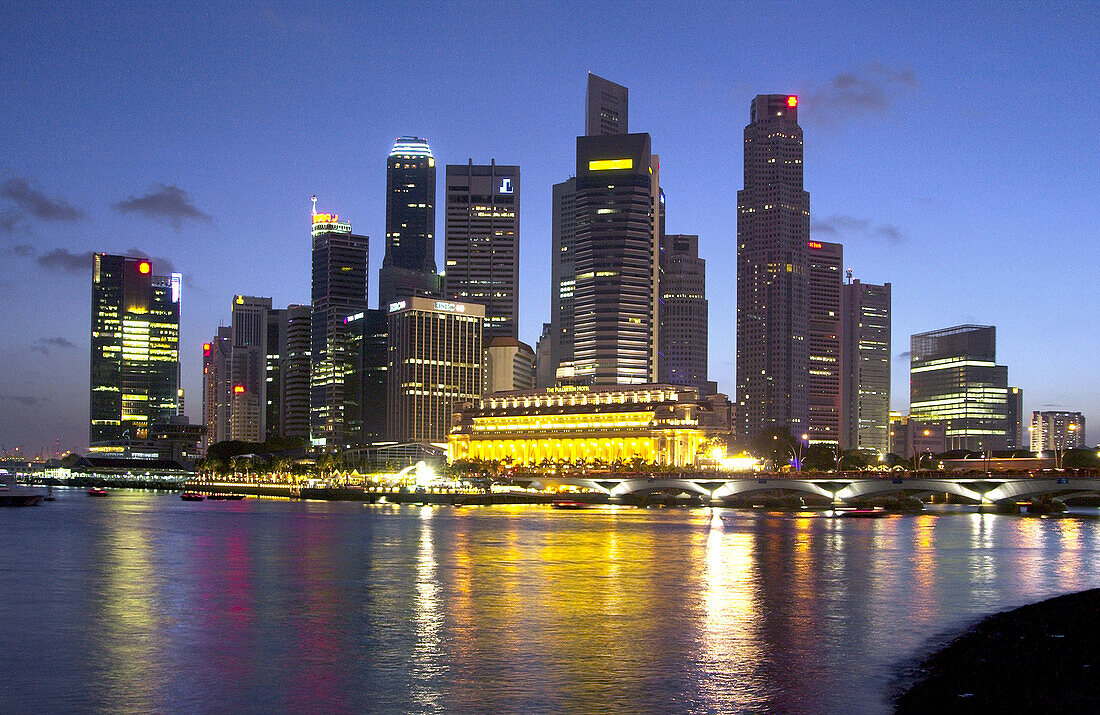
[448,384,727,467]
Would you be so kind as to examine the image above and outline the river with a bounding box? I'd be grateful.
[3,489,1098,713]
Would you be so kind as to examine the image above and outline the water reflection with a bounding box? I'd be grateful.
[5,497,1100,714]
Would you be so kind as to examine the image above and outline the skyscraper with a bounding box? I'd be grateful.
[573,132,660,384]
[586,72,628,136]
[1006,386,1024,450]
[387,297,484,443]
[1030,411,1086,453]
[202,326,232,448]
[443,160,520,339]
[550,177,577,380]
[658,233,708,393]
[266,304,312,440]
[736,94,810,441]
[550,74,631,383]
[806,240,842,444]
[342,308,388,445]
[910,325,1009,451]
[379,136,439,306]
[311,209,369,447]
[90,253,180,445]
[841,279,891,453]
[229,295,271,443]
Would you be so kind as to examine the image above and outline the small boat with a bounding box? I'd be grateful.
[180,492,205,501]
[837,508,887,518]
[87,487,108,497]
[551,500,590,510]
[43,486,56,501]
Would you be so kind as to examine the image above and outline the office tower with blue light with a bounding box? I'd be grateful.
[379,137,439,306]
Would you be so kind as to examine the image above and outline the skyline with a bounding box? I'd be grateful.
[1,1,1098,453]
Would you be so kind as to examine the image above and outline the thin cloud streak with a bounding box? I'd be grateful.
[803,63,918,128]
[0,177,85,221]
[812,214,907,243]
[113,184,212,227]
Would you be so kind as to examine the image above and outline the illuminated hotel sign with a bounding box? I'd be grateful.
[588,158,633,171]
[233,385,246,394]
[434,301,466,313]
[808,241,823,249]
[312,213,339,224]
[388,300,407,313]
[498,178,513,194]
[546,385,590,393]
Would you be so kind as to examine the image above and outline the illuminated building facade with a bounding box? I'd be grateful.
[448,384,717,467]
[573,132,660,384]
[841,279,891,453]
[910,325,1009,451]
[658,233,708,393]
[736,94,810,442]
[1030,411,1086,453]
[265,303,312,440]
[443,160,520,339]
[807,240,842,444]
[379,136,440,306]
[311,210,369,447]
[90,253,180,444]
[387,297,484,444]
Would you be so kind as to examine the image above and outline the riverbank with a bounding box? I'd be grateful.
[895,588,1100,712]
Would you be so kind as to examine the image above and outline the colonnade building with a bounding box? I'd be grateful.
[448,384,728,467]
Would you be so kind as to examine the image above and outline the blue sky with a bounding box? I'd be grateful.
[1,1,1097,454]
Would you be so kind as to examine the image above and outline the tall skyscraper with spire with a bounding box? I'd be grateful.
[736,94,810,441]
[378,136,440,307]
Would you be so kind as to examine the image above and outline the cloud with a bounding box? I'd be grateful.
[812,214,907,243]
[37,248,96,274]
[30,336,76,355]
[0,177,85,221]
[0,208,25,234]
[803,63,917,128]
[113,184,211,227]
[0,393,42,407]
[4,243,34,257]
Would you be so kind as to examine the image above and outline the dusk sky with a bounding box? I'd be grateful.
[1,1,1097,455]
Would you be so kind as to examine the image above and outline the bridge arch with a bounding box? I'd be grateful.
[712,479,834,501]
[983,479,1100,504]
[835,479,983,504]
[609,479,714,499]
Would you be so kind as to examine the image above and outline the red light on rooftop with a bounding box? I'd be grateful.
[233,385,246,394]
[787,96,798,107]
[138,261,151,274]
[203,343,211,356]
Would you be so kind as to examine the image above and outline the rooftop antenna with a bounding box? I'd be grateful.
[311,195,317,217]
[845,268,853,284]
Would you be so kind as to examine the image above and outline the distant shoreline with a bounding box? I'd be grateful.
[895,588,1100,711]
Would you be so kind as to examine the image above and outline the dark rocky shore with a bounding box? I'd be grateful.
[895,588,1100,712]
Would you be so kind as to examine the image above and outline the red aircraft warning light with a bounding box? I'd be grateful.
[138,261,151,274]
[787,96,798,107]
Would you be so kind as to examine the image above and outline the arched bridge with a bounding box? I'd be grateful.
[521,473,1100,507]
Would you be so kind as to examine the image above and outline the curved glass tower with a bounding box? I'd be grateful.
[379,136,439,306]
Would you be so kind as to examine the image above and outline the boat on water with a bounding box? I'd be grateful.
[837,508,888,519]
[180,492,205,501]
[86,487,108,497]
[551,500,591,510]
[0,474,46,506]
